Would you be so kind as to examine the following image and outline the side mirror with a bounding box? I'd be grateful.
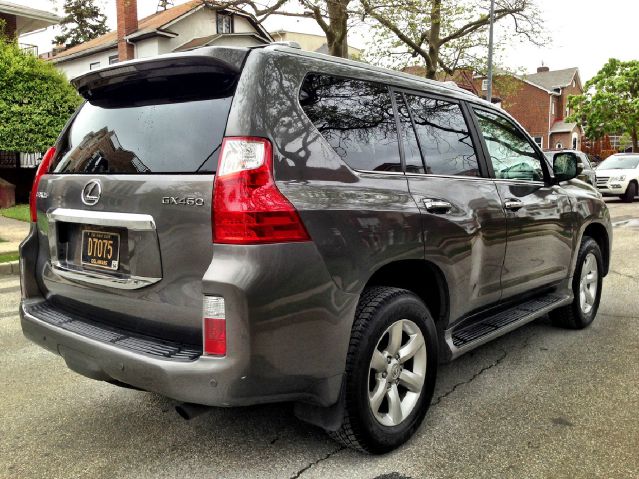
[553,152,580,182]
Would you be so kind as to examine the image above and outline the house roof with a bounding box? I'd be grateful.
[524,68,579,91]
[174,32,269,51]
[0,0,60,35]
[52,0,270,63]
[550,121,580,134]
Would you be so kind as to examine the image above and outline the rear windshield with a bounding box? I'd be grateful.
[52,75,233,174]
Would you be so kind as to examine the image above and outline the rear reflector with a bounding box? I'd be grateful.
[203,296,226,356]
[30,147,56,222]
[212,137,310,244]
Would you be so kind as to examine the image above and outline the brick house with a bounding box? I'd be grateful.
[473,66,585,151]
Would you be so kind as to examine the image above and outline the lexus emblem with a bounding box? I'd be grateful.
[81,180,102,206]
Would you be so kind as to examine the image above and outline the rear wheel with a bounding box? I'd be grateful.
[330,287,438,454]
[550,237,603,329]
[620,181,637,202]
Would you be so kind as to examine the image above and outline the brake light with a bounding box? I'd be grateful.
[30,147,56,222]
[212,137,310,244]
[203,296,226,356]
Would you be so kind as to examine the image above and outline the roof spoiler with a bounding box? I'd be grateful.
[71,47,248,99]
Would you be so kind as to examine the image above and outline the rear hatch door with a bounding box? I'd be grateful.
[34,50,246,344]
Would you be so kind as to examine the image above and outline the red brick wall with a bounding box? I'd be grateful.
[561,77,582,119]
[550,132,572,149]
[0,13,17,37]
[116,0,138,61]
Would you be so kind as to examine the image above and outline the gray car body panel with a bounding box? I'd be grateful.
[20,45,612,408]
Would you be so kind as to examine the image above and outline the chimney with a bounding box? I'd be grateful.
[116,0,138,61]
[537,66,550,73]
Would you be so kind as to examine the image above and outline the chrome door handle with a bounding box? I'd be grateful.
[423,199,453,213]
[503,199,524,211]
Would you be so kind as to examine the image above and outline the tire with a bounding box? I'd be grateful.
[329,286,438,454]
[620,181,637,202]
[550,237,603,329]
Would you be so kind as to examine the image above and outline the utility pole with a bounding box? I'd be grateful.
[486,0,495,103]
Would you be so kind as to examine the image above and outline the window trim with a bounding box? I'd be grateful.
[216,12,234,34]
[467,104,551,184]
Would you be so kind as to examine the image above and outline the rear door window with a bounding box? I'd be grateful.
[52,76,233,174]
[404,94,480,177]
[299,73,401,172]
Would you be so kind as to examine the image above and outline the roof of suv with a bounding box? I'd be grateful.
[73,43,489,108]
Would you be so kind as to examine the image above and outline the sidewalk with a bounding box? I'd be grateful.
[0,215,30,254]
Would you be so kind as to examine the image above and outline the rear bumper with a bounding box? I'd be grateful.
[21,299,251,406]
[20,227,357,408]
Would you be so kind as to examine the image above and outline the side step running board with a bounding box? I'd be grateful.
[445,293,573,360]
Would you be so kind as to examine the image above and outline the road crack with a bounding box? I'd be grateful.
[609,270,639,280]
[289,445,346,479]
[432,349,508,406]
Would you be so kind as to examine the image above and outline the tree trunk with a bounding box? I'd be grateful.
[326,0,349,58]
[425,0,442,79]
[632,127,638,153]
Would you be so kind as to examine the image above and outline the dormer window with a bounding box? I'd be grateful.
[217,12,233,34]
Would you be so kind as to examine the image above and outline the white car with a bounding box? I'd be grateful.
[595,153,639,202]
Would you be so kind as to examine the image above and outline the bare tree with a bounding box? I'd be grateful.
[360,0,544,79]
[202,0,353,58]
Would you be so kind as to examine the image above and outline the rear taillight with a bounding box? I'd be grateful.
[212,137,310,244]
[30,147,56,222]
[203,296,226,356]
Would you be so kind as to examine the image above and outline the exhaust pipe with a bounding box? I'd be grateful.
[175,402,212,420]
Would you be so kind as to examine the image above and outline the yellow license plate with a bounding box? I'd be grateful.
[81,230,120,271]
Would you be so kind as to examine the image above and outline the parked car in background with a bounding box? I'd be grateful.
[595,153,639,202]
[544,149,596,186]
[20,45,612,454]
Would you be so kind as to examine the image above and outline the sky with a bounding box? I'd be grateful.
[14,0,639,82]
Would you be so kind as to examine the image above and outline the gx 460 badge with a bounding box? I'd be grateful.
[162,197,205,206]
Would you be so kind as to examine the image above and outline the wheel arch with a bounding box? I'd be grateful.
[580,221,611,276]
[363,259,450,328]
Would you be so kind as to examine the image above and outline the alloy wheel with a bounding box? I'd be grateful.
[368,319,427,427]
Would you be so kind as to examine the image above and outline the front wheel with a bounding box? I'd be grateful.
[330,287,438,454]
[620,181,637,202]
[550,237,603,329]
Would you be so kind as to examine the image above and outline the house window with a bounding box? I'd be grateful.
[566,106,570,118]
[551,102,555,115]
[89,61,100,70]
[533,136,543,148]
[108,54,119,65]
[556,142,563,149]
[481,79,488,91]
[217,12,233,33]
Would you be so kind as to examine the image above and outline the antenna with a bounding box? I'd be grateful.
[157,0,174,12]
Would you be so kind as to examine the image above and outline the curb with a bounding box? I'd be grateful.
[0,261,19,276]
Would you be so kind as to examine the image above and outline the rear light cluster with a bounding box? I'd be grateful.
[29,146,56,222]
[203,296,226,356]
[212,137,310,244]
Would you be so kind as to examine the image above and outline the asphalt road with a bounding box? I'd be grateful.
[1,200,638,479]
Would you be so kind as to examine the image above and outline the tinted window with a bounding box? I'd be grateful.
[300,74,401,172]
[405,94,479,176]
[52,76,233,174]
[474,108,544,181]
[395,92,424,173]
